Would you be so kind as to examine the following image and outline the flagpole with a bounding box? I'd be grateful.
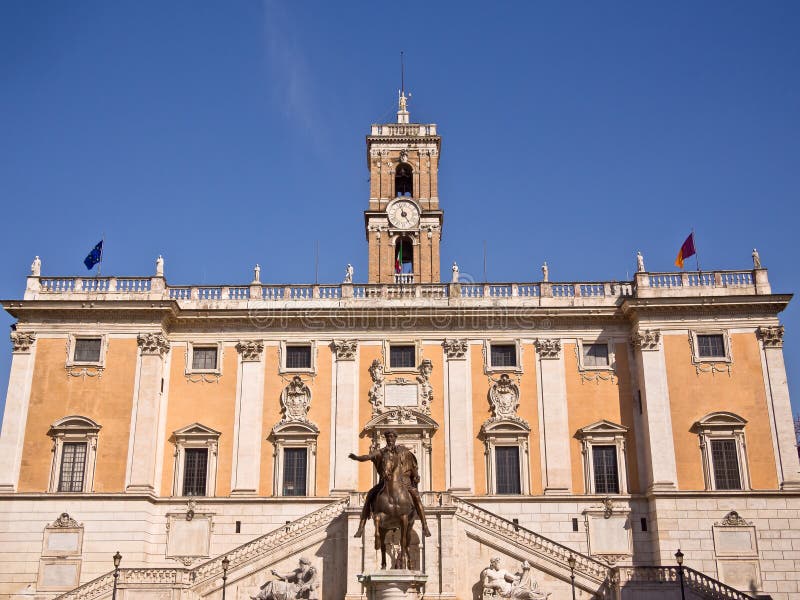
[483,240,487,282]
[97,233,105,277]
[692,227,701,273]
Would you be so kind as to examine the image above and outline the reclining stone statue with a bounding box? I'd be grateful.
[251,557,318,600]
[481,558,550,600]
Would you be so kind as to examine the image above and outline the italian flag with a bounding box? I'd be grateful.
[395,243,403,273]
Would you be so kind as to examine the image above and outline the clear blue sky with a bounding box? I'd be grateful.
[1,1,799,423]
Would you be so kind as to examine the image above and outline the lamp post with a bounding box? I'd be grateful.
[111,551,122,600]
[675,549,685,600]
[567,554,577,600]
[221,555,230,600]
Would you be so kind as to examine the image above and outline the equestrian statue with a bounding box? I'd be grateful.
[348,429,431,569]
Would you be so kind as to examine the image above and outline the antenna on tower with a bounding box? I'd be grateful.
[401,51,405,97]
[397,51,410,123]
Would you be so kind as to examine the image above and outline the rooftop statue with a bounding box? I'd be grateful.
[349,429,430,569]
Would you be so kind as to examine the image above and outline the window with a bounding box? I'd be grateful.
[697,334,725,358]
[191,347,218,371]
[583,343,610,368]
[395,163,413,197]
[495,447,521,494]
[182,448,208,496]
[186,342,223,378]
[282,448,308,496]
[592,445,620,494]
[711,439,742,490]
[390,345,416,369]
[692,412,749,491]
[47,416,101,493]
[73,339,101,363]
[58,442,87,492]
[286,345,311,370]
[170,423,220,497]
[491,344,517,368]
[576,420,629,495]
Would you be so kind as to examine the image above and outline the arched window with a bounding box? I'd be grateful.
[395,163,413,197]
[47,416,101,493]
[692,412,750,491]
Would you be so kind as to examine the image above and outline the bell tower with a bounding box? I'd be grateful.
[365,91,442,284]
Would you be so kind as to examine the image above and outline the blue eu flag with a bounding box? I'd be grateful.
[84,240,103,270]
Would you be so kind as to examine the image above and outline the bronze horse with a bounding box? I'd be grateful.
[370,449,417,569]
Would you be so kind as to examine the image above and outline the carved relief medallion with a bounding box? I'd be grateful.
[488,374,521,420]
[281,376,312,423]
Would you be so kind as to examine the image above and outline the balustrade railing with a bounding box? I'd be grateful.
[618,565,755,600]
[28,268,761,303]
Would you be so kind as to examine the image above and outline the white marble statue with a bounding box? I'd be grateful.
[636,251,645,273]
[752,248,762,269]
[344,263,353,283]
[541,262,548,282]
[481,558,550,600]
[155,255,164,277]
[30,256,41,277]
[451,261,460,283]
[252,557,318,600]
[253,264,261,284]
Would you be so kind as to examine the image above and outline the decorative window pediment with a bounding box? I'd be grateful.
[692,412,747,431]
[576,420,629,495]
[47,416,101,493]
[170,423,220,497]
[691,412,750,491]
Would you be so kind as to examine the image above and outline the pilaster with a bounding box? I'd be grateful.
[630,329,678,492]
[535,338,572,494]
[442,339,474,493]
[125,333,170,493]
[0,332,37,492]
[331,340,359,494]
[757,326,800,489]
[230,340,265,495]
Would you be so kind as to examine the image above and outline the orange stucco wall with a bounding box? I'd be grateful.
[161,344,238,496]
[665,333,778,490]
[471,343,541,495]
[358,345,382,488]
[258,346,281,495]
[19,337,137,493]
[309,345,332,495]
[425,344,447,492]
[565,342,639,494]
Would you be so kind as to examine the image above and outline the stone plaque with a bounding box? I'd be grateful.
[587,514,630,555]
[166,515,212,559]
[385,383,418,407]
[717,559,760,591]
[714,528,757,556]
[46,531,80,553]
[37,560,81,590]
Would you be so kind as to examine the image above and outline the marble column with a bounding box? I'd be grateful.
[126,333,170,493]
[0,332,37,492]
[631,329,678,492]
[442,339,474,493]
[535,338,572,494]
[230,340,265,495]
[331,340,359,494]
[758,326,800,489]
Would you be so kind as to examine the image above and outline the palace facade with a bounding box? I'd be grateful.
[0,94,798,600]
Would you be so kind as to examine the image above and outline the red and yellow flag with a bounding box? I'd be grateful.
[674,233,696,269]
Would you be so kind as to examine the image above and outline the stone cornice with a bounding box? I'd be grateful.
[622,294,792,316]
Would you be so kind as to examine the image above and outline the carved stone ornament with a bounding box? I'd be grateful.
[10,331,35,353]
[50,513,82,528]
[236,340,264,362]
[716,510,752,527]
[631,329,661,351]
[280,376,312,423]
[137,332,170,356]
[488,374,522,421]
[416,359,433,415]
[534,338,561,359]
[443,339,468,360]
[368,359,386,414]
[757,326,784,349]
[333,339,358,360]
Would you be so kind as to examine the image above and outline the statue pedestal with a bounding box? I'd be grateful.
[358,570,428,600]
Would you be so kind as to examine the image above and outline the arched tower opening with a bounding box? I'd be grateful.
[395,163,413,197]
[394,236,414,283]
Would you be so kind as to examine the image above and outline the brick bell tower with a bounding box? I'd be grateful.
[365,90,442,284]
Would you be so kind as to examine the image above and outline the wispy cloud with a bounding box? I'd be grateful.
[260,1,326,153]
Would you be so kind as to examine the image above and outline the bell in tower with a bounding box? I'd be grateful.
[365,91,442,284]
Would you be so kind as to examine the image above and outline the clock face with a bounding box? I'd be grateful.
[388,200,420,229]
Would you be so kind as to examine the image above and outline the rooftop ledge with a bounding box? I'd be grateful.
[18,268,772,308]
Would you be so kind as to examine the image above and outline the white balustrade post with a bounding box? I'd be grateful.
[231,341,265,495]
[0,332,38,492]
[331,340,359,495]
[125,333,170,493]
